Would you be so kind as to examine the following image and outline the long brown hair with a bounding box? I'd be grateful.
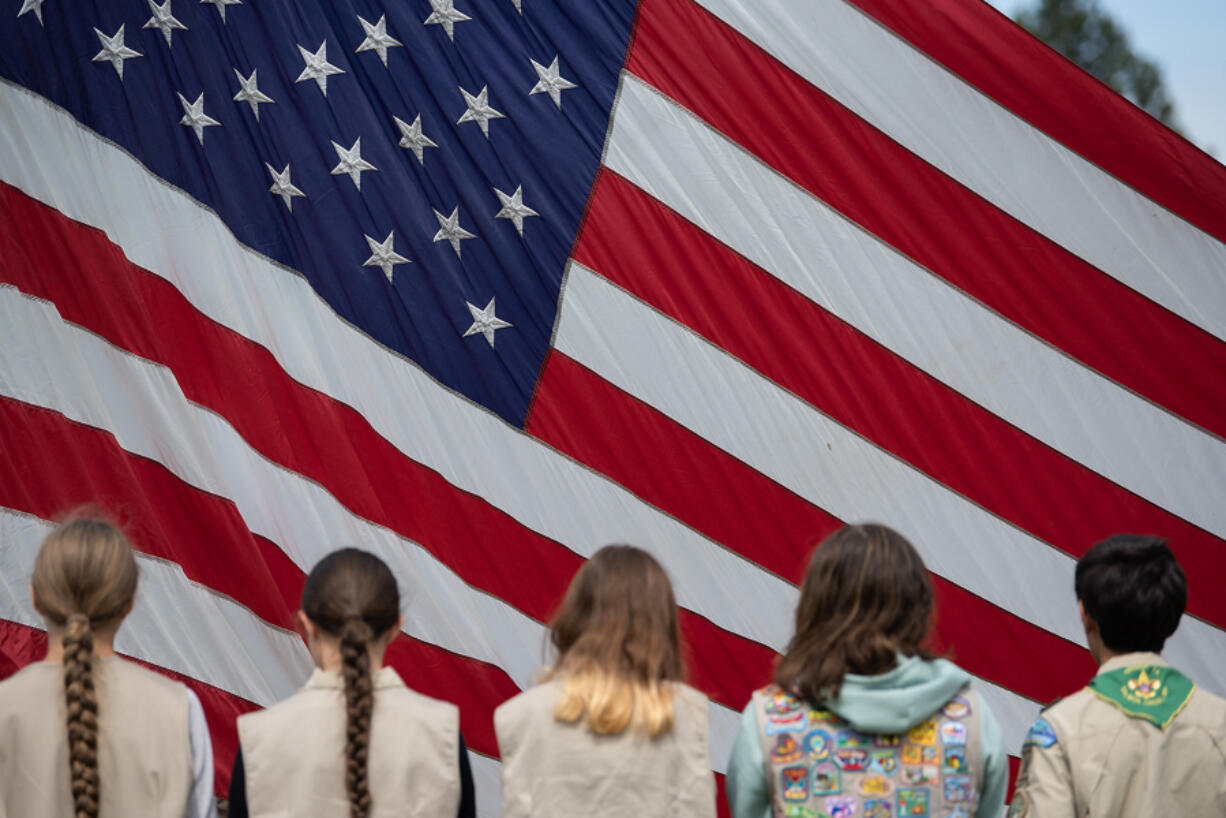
[545,545,683,737]
[775,523,934,702]
[300,549,400,818]
[31,515,140,818]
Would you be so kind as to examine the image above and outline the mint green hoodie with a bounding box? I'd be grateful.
[725,655,1008,818]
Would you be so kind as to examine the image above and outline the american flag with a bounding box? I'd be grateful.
[2,0,1224,812]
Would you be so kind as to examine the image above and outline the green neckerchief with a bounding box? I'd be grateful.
[1088,664,1195,729]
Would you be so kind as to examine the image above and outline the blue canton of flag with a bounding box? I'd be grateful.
[2,0,636,424]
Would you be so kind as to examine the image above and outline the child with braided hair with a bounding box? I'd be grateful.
[0,515,216,818]
[228,548,475,818]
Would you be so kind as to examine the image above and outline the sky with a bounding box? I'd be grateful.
[987,0,1226,159]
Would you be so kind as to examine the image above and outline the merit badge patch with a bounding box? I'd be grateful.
[901,744,923,765]
[1023,717,1058,749]
[809,708,840,726]
[907,718,938,746]
[835,748,869,772]
[812,760,841,795]
[1088,665,1196,729]
[858,775,896,798]
[939,721,967,746]
[941,696,971,720]
[865,799,894,818]
[837,729,873,749]
[900,764,938,786]
[943,776,974,802]
[869,748,899,774]
[897,787,930,816]
[825,795,859,818]
[766,689,802,716]
[941,746,966,775]
[805,729,833,759]
[767,710,808,735]
[781,765,810,802]
[784,806,819,818]
[945,807,970,818]
[773,733,804,764]
[922,745,939,764]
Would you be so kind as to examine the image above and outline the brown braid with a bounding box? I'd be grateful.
[63,613,100,818]
[300,549,399,818]
[339,618,375,818]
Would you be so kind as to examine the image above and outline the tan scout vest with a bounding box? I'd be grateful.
[0,656,193,818]
[753,684,985,818]
[1010,652,1226,818]
[494,678,716,818]
[237,667,459,818]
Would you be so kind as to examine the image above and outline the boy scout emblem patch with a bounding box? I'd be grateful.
[906,718,938,746]
[943,775,974,802]
[805,729,832,759]
[941,696,971,720]
[781,765,809,801]
[939,721,967,745]
[1088,665,1196,729]
[941,746,966,774]
[1023,717,1058,749]
[812,761,841,795]
[825,796,858,818]
[773,733,804,763]
[865,799,894,818]
[897,787,929,816]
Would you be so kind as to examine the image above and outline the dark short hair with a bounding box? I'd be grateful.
[1075,535,1186,653]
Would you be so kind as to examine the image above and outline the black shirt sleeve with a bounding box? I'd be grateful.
[457,733,475,818]
[227,746,249,818]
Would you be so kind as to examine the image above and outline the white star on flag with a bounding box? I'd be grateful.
[200,0,241,22]
[456,85,506,139]
[432,207,476,257]
[510,0,523,13]
[330,138,376,190]
[18,0,47,25]
[493,186,539,236]
[92,25,142,80]
[463,298,512,347]
[529,56,577,109]
[177,92,221,145]
[355,14,402,67]
[265,163,305,211]
[423,0,471,42]
[296,41,345,97]
[233,68,274,120]
[143,0,187,47]
[393,114,438,165]
[362,232,411,282]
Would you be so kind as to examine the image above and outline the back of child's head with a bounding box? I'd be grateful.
[32,514,139,818]
[300,548,400,818]
[547,544,683,737]
[776,523,933,702]
[1075,534,1186,653]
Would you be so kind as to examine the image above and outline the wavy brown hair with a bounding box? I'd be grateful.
[545,545,684,737]
[32,515,139,818]
[300,549,400,818]
[775,524,934,702]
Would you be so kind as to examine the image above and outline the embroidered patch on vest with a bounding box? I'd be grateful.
[865,798,894,818]
[897,787,929,815]
[869,748,899,774]
[1087,665,1196,729]
[941,696,971,720]
[1022,717,1058,749]
[941,746,966,775]
[782,765,810,801]
[943,776,974,802]
[812,761,841,795]
[1007,790,1030,818]
[773,733,804,764]
[939,721,967,746]
[805,728,833,759]
[906,718,938,746]
[784,807,819,818]
[825,795,859,817]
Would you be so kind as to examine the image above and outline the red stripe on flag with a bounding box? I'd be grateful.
[842,0,1226,248]
[529,351,1093,703]
[0,182,772,714]
[571,169,1226,629]
[626,0,1226,440]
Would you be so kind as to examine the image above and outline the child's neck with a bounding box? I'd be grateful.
[42,623,119,663]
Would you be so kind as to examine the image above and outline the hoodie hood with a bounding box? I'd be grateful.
[824,655,970,734]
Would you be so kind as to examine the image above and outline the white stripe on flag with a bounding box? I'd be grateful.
[685,0,1226,341]
[603,74,1226,542]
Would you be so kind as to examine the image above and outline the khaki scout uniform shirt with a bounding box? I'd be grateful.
[1010,651,1226,817]
[0,656,193,818]
[237,667,460,818]
[495,678,716,818]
